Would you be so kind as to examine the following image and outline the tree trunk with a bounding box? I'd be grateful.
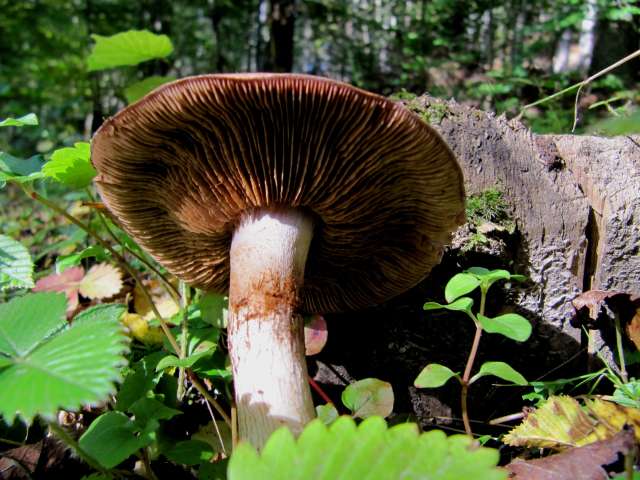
[265,0,295,72]
[414,95,640,340]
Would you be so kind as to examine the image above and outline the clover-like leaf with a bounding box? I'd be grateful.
[156,350,212,371]
[316,403,339,425]
[445,273,481,303]
[342,378,394,419]
[124,75,175,103]
[42,142,96,189]
[87,30,173,71]
[478,313,532,342]
[0,113,38,127]
[471,361,527,386]
[414,363,459,388]
[0,297,129,422]
[228,416,506,480]
[0,234,34,290]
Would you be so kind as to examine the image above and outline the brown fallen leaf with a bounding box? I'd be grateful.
[506,427,634,480]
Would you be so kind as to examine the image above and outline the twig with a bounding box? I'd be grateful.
[517,49,640,125]
[188,373,232,426]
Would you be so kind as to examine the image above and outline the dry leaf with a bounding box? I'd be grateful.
[304,314,328,356]
[78,263,123,300]
[504,395,640,450]
[33,266,84,313]
[133,280,179,321]
[506,427,634,480]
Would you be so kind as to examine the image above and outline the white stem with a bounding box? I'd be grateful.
[227,208,315,448]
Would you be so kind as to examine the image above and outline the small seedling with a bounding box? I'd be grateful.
[414,267,531,435]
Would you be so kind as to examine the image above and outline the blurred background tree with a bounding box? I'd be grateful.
[1,0,639,152]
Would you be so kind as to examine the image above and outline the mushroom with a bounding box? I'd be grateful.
[91,74,465,447]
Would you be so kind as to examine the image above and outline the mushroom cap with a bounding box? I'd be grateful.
[92,74,465,313]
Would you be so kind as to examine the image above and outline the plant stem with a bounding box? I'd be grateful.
[460,286,487,436]
[188,373,232,426]
[177,282,190,401]
[85,189,180,303]
[309,377,334,405]
[141,447,159,480]
[48,422,109,476]
[614,312,628,383]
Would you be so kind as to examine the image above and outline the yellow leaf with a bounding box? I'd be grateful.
[121,312,164,345]
[504,395,640,450]
[78,263,123,299]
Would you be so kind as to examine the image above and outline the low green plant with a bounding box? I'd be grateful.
[414,267,531,435]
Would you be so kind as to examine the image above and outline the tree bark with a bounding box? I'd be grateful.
[410,96,640,339]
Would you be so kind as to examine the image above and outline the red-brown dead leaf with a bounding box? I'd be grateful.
[304,314,328,356]
[32,266,84,313]
[506,427,635,480]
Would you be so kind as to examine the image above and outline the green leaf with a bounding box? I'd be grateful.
[87,30,174,72]
[156,350,212,371]
[471,361,527,386]
[342,378,394,418]
[79,411,154,468]
[0,234,35,290]
[163,440,214,465]
[42,142,96,189]
[124,75,175,103]
[199,292,228,328]
[445,273,480,302]
[227,416,507,480]
[0,299,129,422]
[414,363,459,388]
[0,113,38,128]
[56,245,108,273]
[424,297,474,315]
[0,292,66,357]
[316,403,339,425]
[129,396,181,428]
[466,266,490,276]
[116,352,165,411]
[478,313,532,342]
[0,153,44,187]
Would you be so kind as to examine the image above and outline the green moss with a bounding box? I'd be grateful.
[420,102,448,124]
[388,89,418,101]
[466,188,512,229]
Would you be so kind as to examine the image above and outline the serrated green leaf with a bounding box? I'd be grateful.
[42,142,96,189]
[414,363,459,388]
[79,411,154,468]
[87,30,173,71]
[163,440,214,465]
[478,313,532,342]
[227,416,506,480]
[471,361,527,386]
[424,296,474,315]
[56,245,108,273]
[0,113,38,127]
[445,273,480,302]
[0,292,66,357]
[124,75,175,103]
[0,300,129,422]
[342,378,394,419]
[0,234,35,290]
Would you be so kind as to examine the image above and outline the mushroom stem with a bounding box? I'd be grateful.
[227,208,315,448]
